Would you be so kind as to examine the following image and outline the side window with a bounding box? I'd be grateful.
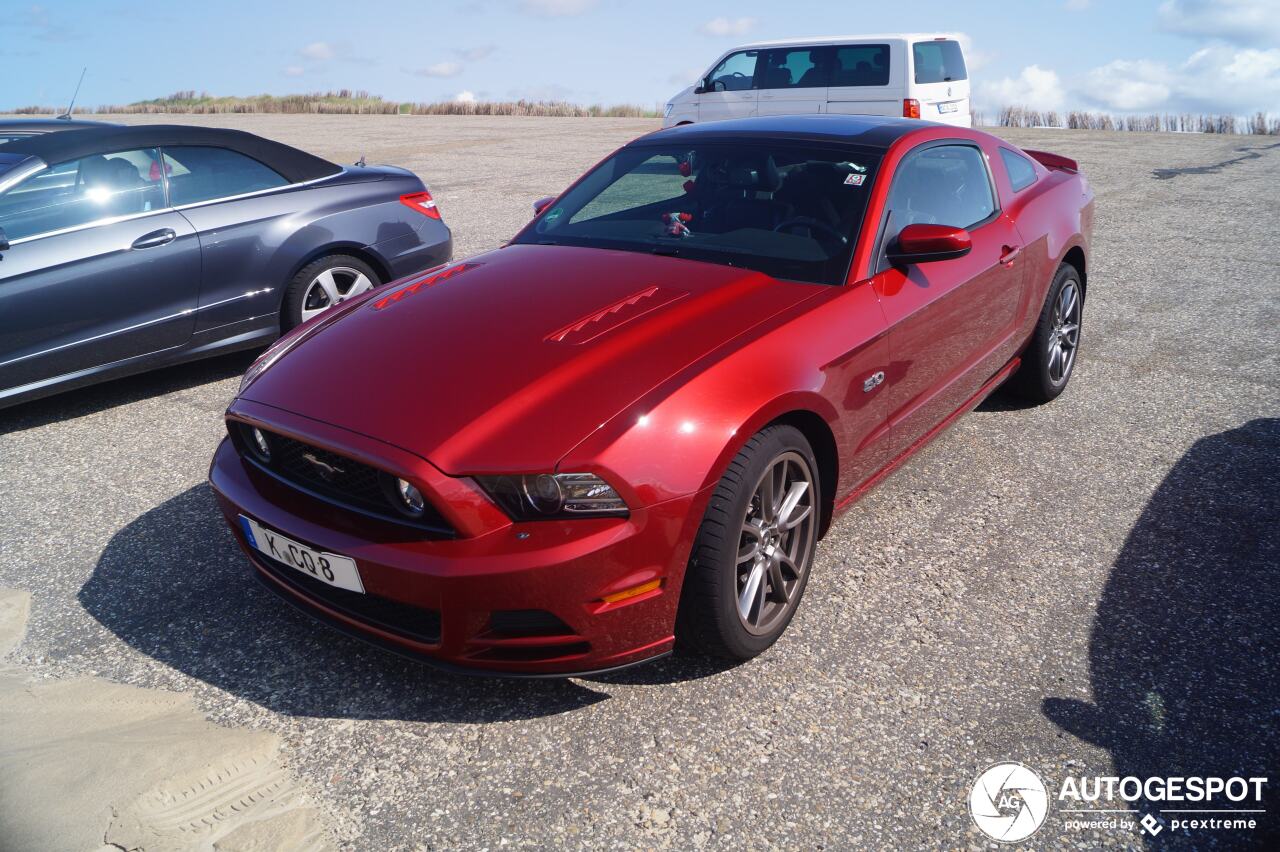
[999,148,1038,192]
[162,146,288,206]
[0,148,165,241]
[706,51,758,92]
[885,144,995,230]
[912,40,968,84]
[756,47,833,89]
[831,45,891,87]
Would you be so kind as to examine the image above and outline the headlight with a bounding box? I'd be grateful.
[396,478,425,515]
[664,103,674,117]
[250,427,272,461]
[474,472,628,520]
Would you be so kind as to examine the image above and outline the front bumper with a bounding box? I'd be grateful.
[209,435,698,676]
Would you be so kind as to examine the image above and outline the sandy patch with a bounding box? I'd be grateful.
[0,587,332,851]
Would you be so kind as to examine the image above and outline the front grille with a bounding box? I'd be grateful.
[231,423,453,535]
[272,434,387,514]
[255,550,442,645]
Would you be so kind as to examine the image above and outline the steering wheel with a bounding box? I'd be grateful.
[773,217,848,247]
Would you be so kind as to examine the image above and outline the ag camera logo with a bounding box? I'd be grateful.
[969,762,1050,842]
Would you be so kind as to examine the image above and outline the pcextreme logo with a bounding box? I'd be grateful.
[968,762,1269,842]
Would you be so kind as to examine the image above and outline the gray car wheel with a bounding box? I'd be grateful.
[283,255,380,330]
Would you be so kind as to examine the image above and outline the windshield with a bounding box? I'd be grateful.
[513,142,881,285]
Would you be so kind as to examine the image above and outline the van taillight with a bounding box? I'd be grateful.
[903,99,921,119]
[400,191,442,220]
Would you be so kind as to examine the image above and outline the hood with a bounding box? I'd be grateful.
[242,244,819,473]
[669,85,697,104]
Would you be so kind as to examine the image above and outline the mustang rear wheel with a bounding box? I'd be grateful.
[283,254,380,330]
[1009,263,1083,402]
[677,425,820,660]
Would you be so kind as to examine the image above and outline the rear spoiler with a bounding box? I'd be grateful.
[1023,149,1079,173]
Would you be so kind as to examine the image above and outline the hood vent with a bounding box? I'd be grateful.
[546,285,687,345]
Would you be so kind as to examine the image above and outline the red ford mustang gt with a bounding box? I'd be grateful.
[210,115,1093,676]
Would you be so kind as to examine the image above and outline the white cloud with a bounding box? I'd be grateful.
[978,65,1066,111]
[700,16,757,37]
[954,33,993,72]
[1158,0,1280,46]
[299,41,335,61]
[455,90,477,103]
[283,65,305,77]
[519,0,597,16]
[415,61,463,78]
[457,45,496,62]
[1078,44,1280,112]
[668,67,704,86]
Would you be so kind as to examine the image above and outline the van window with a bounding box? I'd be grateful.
[832,45,890,87]
[756,47,832,89]
[706,51,758,92]
[885,144,994,230]
[913,40,967,84]
[999,148,1038,192]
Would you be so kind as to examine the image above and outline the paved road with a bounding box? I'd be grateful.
[1,116,1277,849]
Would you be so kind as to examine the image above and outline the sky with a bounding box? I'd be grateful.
[2,0,1278,115]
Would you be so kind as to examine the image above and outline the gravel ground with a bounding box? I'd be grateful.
[1,115,1277,850]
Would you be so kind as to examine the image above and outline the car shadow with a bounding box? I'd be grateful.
[79,483,608,722]
[0,350,259,437]
[1042,418,1280,847]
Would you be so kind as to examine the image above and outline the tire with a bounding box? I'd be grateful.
[676,425,821,661]
[1009,263,1083,403]
[282,254,381,331]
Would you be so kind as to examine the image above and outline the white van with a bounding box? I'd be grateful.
[663,34,971,128]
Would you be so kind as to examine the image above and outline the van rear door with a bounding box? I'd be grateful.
[909,38,971,126]
[824,42,900,118]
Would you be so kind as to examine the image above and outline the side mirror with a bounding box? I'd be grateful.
[0,226,9,253]
[712,79,727,93]
[886,223,971,265]
[533,196,555,216]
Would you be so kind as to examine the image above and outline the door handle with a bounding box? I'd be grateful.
[131,228,176,250]
[1000,244,1022,265]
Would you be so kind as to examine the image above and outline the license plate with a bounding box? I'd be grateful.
[239,516,365,593]
[938,102,958,114]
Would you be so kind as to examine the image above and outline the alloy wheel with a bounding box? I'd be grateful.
[1048,280,1081,384]
[301,266,376,322]
[735,451,818,635]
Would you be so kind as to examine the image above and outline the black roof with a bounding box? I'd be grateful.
[637,114,937,150]
[0,117,120,132]
[0,124,340,183]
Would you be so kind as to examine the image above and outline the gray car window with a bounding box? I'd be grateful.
[0,148,165,241]
[162,146,288,206]
[885,145,994,229]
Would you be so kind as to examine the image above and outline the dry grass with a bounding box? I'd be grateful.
[12,91,660,119]
[989,105,1279,135]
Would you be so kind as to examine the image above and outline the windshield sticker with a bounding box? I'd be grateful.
[845,162,867,173]
[844,173,866,186]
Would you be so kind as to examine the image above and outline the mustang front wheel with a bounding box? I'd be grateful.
[677,425,820,660]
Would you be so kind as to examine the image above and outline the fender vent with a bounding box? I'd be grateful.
[545,285,687,345]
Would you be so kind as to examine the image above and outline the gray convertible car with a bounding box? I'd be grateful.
[0,125,452,409]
